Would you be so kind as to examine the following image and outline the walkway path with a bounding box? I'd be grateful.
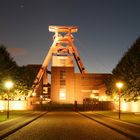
[80,112,140,139]
[3,111,129,140]
[0,111,46,139]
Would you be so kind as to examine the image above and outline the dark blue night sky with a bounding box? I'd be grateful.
[0,0,140,73]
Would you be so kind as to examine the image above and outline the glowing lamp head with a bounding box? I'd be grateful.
[116,82,123,89]
[32,92,36,96]
[5,81,13,89]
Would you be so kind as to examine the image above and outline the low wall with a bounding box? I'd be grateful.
[83,99,115,111]
[1,100,140,112]
[0,100,28,110]
[120,100,140,112]
[83,98,140,112]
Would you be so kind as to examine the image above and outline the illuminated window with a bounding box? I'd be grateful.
[92,90,99,93]
[59,70,66,100]
[59,90,66,100]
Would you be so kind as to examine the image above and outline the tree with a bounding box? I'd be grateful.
[17,65,41,90]
[105,37,140,101]
[0,45,18,99]
[0,45,41,100]
[0,45,17,80]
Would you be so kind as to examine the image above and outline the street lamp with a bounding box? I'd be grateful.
[5,81,14,119]
[116,82,123,119]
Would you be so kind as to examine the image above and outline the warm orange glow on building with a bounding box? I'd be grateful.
[51,67,110,104]
[27,26,111,104]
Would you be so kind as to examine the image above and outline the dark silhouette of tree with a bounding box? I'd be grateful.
[0,45,41,99]
[0,45,18,99]
[106,37,140,101]
[0,45,17,80]
[17,65,41,90]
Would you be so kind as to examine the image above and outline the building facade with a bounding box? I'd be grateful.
[51,66,110,104]
[31,26,111,105]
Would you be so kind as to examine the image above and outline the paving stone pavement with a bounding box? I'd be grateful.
[3,111,130,140]
[80,112,140,140]
[0,111,46,140]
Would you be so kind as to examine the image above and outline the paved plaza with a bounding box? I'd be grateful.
[3,111,130,140]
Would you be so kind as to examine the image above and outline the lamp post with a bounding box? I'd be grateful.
[116,82,123,119]
[5,81,13,119]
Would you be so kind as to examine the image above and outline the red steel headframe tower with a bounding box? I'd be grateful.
[30,26,86,103]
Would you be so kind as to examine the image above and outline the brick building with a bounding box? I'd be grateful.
[51,66,110,104]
